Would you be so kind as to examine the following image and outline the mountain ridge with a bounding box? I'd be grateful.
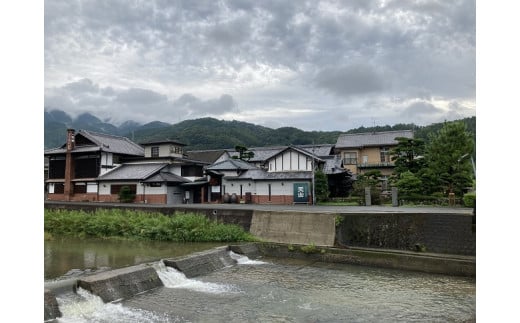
[44,109,476,151]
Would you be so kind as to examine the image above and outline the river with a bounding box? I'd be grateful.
[45,238,475,322]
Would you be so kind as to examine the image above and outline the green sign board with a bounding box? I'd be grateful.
[293,183,309,203]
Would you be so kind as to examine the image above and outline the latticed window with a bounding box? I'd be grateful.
[343,152,357,165]
[151,146,159,157]
[380,147,390,162]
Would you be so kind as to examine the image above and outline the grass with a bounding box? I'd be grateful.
[44,209,258,243]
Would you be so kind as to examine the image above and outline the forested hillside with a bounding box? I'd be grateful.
[44,108,475,150]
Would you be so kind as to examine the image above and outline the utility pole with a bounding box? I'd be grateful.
[312,143,316,205]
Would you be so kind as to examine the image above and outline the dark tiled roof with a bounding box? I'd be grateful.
[97,163,167,181]
[185,150,228,163]
[79,130,144,155]
[139,139,186,146]
[322,155,347,174]
[44,130,144,156]
[227,169,312,181]
[335,130,414,148]
[205,158,258,171]
[298,144,334,157]
[142,172,189,183]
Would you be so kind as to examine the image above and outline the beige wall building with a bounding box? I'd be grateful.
[334,130,414,189]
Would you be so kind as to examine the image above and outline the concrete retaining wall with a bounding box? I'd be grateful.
[254,242,475,277]
[249,211,336,246]
[163,246,236,278]
[336,212,476,255]
[77,264,163,303]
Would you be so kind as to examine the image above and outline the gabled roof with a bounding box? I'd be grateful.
[97,163,168,181]
[335,130,414,149]
[142,171,189,183]
[267,146,324,163]
[297,144,334,157]
[78,130,144,155]
[44,130,144,156]
[185,150,229,164]
[139,139,186,146]
[227,169,313,181]
[205,158,258,171]
[322,155,347,175]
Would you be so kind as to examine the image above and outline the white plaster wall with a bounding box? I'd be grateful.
[100,152,114,175]
[86,183,97,193]
[143,184,167,195]
[255,181,294,195]
[268,151,312,172]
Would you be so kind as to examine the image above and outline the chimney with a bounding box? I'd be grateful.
[66,128,75,151]
[64,129,76,200]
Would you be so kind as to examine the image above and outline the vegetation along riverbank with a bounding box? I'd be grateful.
[44,209,257,242]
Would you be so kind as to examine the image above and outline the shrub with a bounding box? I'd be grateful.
[44,209,257,242]
[463,192,476,208]
[118,186,135,203]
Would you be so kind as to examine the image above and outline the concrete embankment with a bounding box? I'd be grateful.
[248,242,475,277]
[249,210,336,246]
[77,264,163,303]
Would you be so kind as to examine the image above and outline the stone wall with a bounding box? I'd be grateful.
[336,212,475,256]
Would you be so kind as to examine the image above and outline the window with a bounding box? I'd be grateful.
[268,184,272,201]
[181,165,203,177]
[54,183,64,194]
[380,147,390,163]
[343,152,357,165]
[74,183,87,194]
[151,146,159,157]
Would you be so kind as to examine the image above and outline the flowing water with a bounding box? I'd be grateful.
[46,238,476,323]
[45,237,226,280]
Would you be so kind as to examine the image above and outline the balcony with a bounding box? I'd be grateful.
[357,162,395,169]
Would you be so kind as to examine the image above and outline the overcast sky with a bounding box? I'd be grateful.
[44,0,475,131]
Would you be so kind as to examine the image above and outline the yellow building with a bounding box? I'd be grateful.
[334,130,414,190]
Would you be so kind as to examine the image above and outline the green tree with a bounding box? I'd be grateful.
[423,121,474,196]
[233,145,255,161]
[118,185,135,203]
[390,137,426,176]
[314,169,330,202]
[395,171,422,195]
[352,170,382,205]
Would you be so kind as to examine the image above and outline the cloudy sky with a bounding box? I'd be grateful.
[44,0,476,131]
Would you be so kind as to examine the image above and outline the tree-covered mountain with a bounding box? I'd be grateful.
[44,108,475,151]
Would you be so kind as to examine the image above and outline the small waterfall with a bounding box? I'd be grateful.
[229,251,268,265]
[54,288,170,323]
[153,261,239,294]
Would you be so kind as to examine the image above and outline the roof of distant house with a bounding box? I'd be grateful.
[44,129,144,156]
[139,139,186,146]
[97,162,167,181]
[185,149,229,164]
[335,130,414,149]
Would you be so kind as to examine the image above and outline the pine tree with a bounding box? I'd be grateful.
[422,121,474,196]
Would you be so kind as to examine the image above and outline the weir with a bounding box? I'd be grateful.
[44,243,475,321]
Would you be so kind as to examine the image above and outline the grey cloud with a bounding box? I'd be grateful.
[173,94,239,116]
[207,17,251,45]
[63,78,99,93]
[116,88,168,105]
[314,64,385,97]
[401,102,443,118]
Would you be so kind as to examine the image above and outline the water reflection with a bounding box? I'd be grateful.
[44,237,226,280]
